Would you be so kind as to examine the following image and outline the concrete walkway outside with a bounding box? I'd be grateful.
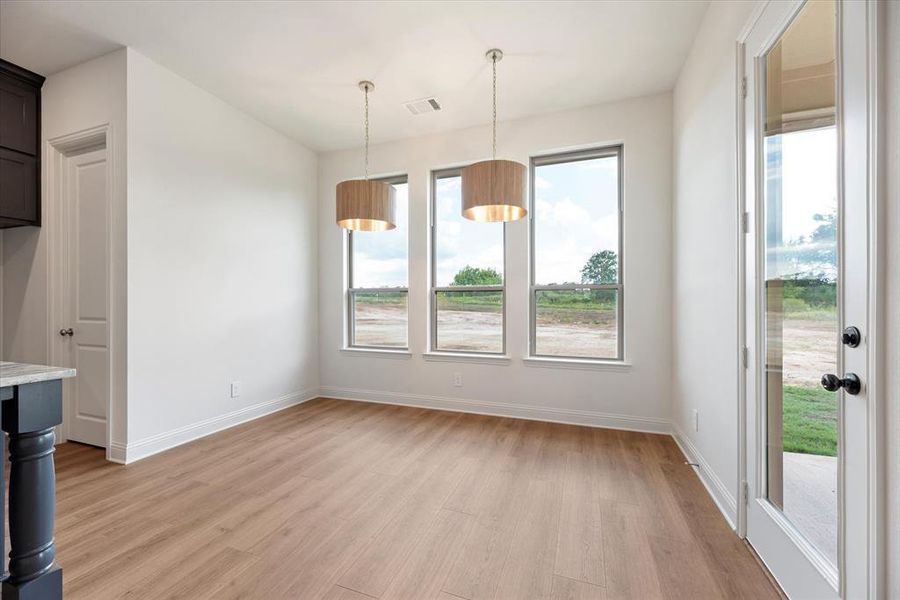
[783,451,838,566]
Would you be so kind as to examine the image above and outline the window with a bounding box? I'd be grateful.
[347,176,409,349]
[530,147,623,360]
[431,169,505,354]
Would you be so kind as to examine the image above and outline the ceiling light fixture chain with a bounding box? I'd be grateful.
[492,50,497,160]
[364,83,370,180]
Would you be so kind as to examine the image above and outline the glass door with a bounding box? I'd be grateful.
[743,0,876,597]
[763,0,839,568]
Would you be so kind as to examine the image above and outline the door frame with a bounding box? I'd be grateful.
[46,123,117,461]
[735,0,886,597]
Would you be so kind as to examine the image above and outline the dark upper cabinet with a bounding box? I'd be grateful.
[0,59,44,229]
[0,79,37,155]
[0,148,37,224]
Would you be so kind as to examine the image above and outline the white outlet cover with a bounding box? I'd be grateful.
[231,381,241,398]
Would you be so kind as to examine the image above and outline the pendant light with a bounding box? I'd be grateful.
[336,81,396,231]
[461,49,527,222]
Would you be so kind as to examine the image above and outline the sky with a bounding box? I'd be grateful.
[767,126,837,279]
[351,182,408,288]
[533,156,619,284]
[777,127,837,242]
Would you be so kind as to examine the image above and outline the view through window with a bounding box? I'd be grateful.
[531,147,623,360]
[431,170,504,353]
[348,177,409,349]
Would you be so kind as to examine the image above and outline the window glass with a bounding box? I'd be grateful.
[434,175,504,287]
[435,290,503,353]
[432,172,504,354]
[532,150,622,360]
[351,290,408,348]
[349,180,408,348]
[534,289,618,359]
[352,182,408,288]
[534,156,619,285]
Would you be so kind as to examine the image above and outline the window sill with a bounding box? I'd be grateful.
[522,357,632,372]
[423,352,512,365]
[340,347,412,359]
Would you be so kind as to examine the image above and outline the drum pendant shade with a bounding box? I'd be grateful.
[336,179,396,231]
[336,81,396,231]
[461,49,527,223]
[461,159,527,222]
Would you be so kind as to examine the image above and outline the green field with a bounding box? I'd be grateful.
[354,289,617,320]
[783,384,837,456]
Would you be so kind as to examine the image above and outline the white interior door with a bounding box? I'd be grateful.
[60,146,110,448]
[743,0,876,598]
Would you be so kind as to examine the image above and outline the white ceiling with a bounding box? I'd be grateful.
[0,1,709,152]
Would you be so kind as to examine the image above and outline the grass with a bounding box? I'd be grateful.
[783,384,837,456]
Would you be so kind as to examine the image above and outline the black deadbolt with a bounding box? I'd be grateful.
[841,326,861,348]
[821,372,861,395]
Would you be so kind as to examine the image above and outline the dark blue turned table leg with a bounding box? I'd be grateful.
[1,380,63,600]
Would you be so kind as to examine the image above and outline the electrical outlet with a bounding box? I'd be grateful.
[692,408,699,432]
[231,381,241,398]
[453,372,462,387]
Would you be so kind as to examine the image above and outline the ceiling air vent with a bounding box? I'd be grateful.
[404,97,442,115]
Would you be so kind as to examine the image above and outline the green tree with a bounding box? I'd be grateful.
[785,212,836,281]
[781,210,837,310]
[451,265,502,286]
[581,250,618,285]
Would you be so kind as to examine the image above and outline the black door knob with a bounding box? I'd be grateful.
[821,372,861,395]
[841,326,861,348]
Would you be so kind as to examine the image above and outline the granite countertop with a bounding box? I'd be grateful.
[0,362,77,388]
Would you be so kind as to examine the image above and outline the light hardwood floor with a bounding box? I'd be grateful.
[53,398,781,599]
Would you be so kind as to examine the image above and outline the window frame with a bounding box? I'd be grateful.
[529,145,625,362]
[346,174,410,351]
[429,167,507,355]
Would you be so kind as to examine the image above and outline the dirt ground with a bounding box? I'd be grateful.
[781,317,838,386]
[354,305,835,380]
[353,304,408,348]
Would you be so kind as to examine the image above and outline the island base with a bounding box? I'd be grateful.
[2,565,62,600]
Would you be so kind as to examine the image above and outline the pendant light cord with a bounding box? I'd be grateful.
[492,52,497,160]
[364,85,370,180]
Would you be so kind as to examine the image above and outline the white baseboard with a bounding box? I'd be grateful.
[319,385,670,434]
[107,441,127,464]
[122,387,319,464]
[671,422,738,529]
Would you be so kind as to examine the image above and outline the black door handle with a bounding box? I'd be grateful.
[841,326,861,348]
[821,372,861,395]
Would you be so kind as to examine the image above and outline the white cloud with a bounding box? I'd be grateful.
[536,196,591,229]
[354,254,407,287]
[591,214,618,249]
[534,175,552,190]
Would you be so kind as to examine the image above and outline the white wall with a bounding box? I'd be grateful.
[671,1,758,526]
[2,49,129,447]
[317,93,673,432]
[124,50,319,460]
